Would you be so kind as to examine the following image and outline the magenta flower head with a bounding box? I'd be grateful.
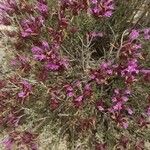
[1,0,150,148]
[18,80,32,103]
[143,28,150,40]
[49,98,60,110]
[2,131,19,150]
[88,31,103,41]
[4,108,23,128]
[146,106,150,116]
[21,131,38,150]
[11,55,31,73]
[73,95,84,108]
[19,0,34,14]
[0,79,6,90]
[59,0,71,11]
[0,0,18,15]
[49,86,61,110]
[20,15,44,38]
[32,40,69,71]
[115,115,129,129]
[35,0,49,17]
[64,84,74,97]
[0,13,11,25]
[90,61,113,84]
[83,83,92,98]
[91,0,98,4]
[0,0,18,25]
[129,29,140,41]
[137,115,150,128]
[90,0,114,18]
[96,99,105,112]
[60,0,88,16]
[59,17,69,29]
[31,40,49,61]
[109,88,133,116]
[119,41,142,60]
[2,131,38,150]
[120,59,139,84]
[2,136,14,150]
[140,69,150,82]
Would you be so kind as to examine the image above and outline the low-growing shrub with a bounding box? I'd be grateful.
[0,0,150,149]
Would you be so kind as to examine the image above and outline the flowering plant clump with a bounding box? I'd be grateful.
[90,0,114,18]
[0,0,150,149]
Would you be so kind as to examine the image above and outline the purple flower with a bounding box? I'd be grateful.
[122,120,128,129]
[17,80,32,103]
[3,107,24,128]
[31,41,49,61]
[90,61,113,84]
[59,58,69,69]
[22,80,32,91]
[124,89,131,95]
[112,114,129,129]
[129,29,139,40]
[2,131,38,150]
[82,83,93,98]
[2,136,14,150]
[90,0,114,18]
[50,98,59,110]
[137,115,150,128]
[0,13,11,25]
[31,41,69,71]
[60,0,87,15]
[21,131,38,150]
[31,46,43,54]
[104,11,112,17]
[46,63,60,71]
[64,84,74,97]
[59,17,69,29]
[146,106,150,116]
[35,0,48,17]
[113,102,123,111]
[120,59,139,84]
[140,69,150,74]
[88,31,103,40]
[133,43,142,50]
[0,80,6,90]
[143,28,150,40]
[0,0,18,25]
[110,88,132,115]
[140,69,150,82]
[0,0,18,15]
[5,113,21,127]
[96,100,105,112]
[126,107,133,115]
[91,0,98,4]
[20,16,44,38]
[18,91,26,98]
[119,41,142,60]
[11,55,31,72]
[73,95,84,107]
